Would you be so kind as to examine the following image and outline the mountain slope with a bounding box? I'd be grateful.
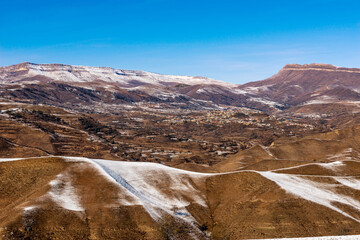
[0,62,283,112]
[2,62,360,115]
[240,63,360,116]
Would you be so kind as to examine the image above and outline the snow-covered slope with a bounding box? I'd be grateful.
[0,62,235,87]
[3,156,360,226]
[67,157,210,218]
[0,62,287,112]
[15,156,360,225]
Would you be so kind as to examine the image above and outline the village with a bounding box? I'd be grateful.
[96,105,322,166]
[162,108,315,130]
[0,102,323,168]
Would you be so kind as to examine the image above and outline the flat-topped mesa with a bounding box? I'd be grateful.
[281,63,360,73]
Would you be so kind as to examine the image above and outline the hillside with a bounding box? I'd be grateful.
[240,63,360,117]
[0,62,285,112]
[2,155,360,238]
[0,62,248,112]
[2,124,360,239]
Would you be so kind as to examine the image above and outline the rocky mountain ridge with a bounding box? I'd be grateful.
[1,62,360,116]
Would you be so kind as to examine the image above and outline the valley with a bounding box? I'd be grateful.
[1,62,360,239]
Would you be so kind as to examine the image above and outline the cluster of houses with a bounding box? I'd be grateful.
[161,108,315,130]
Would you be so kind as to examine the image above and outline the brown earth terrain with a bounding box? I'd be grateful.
[2,62,360,239]
[2,123,360,239]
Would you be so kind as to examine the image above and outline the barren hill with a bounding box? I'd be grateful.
[240,63,360,116]
[2,124,360,239]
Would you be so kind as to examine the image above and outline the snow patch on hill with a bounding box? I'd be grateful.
[65,156,211,232]
[249,97,283,108]
[260,171,360,223]
[303,95,337,105]
[0,158,22,162]
[333,177,360,191]
[48,173,84,212]
[244,84,273,93]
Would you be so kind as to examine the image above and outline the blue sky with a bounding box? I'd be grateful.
[0,0,359,84]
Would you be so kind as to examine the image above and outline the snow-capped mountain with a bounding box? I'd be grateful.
[2,62,360,115]
[0,62,235,87]
[0,62,281,112]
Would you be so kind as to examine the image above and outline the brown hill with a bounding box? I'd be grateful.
[3,123,360,239]
[242,63,360,103]
[2,155,360,239]
[240,63,360,115]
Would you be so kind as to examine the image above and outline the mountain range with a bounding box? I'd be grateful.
[1,62,359,115]
[2,62,360,239]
